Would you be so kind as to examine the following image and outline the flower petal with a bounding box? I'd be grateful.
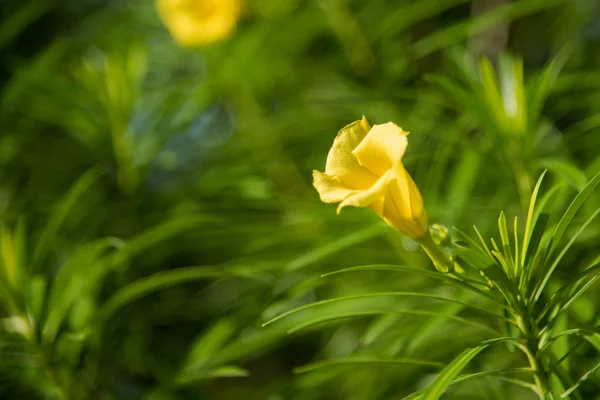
[325,116,379,190]
[337,171,392,214]
[157,0,241,46]
[351,122,408,176]
[313,170,358,203]
[381,163,428,238]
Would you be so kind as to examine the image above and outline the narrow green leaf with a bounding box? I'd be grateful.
[373,0,469,39]
[0,0,55,50]
[544,267,600,332]
[403,370,535,400]
[452,238,515,305]
[527,46,571,126]
[539,159,588,191]
[541,328,600,353]
[293,357,443,374]
[521,165,547,270]
[412,0,568,58]
[177,319,241,384]
[422,345,489,400]
[473,225,494,259]
[549,341,584,373]
[262,292,512,328]
[513,217,520,274]
[497,211,515,276]
[521,213,549,295]
[124,216,212,256]
[286,310,500,335]
[537,262,600,324]
[544,170,600,268]
[27,275,46,326]
[533,205,600,304]
[285,224,386,271]
[32,165,104,270]
[322,265,501,305]
[479,57,508,128]
[453,227,493,261]
[178,365,249,382]
[98,266,258,322]
[499,54,526,134]
[43,238,122,343]
[561,359,600,398]
[181,319,237,370]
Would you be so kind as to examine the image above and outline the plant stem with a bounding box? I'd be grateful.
[515,305,550,399]
[416,232,453,273]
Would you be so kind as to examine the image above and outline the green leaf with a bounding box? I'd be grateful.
[0,0,55,50]
[178,365,249,382]
[286,309,499,335]
[532,205,600,304]
[497,211,515,277]
[285,224,387,271]
[537,262,600,324]
[32,165,104,270]
[27,275,47,325]
[561,359,600,398]
[177,318,239,384]
[452,238,515,305]
[527,46,571,127]
[521,171,547,270]
[403,368,535,400]
[322,265,500,305]
[262,292,511,328]
[479,57,507,129]
[539,158,588,191]
[422,344,489,400]
[43,237,122,343]
[521,213,549,295]
[412,0,569,58]
[498,53,526,134]
[544,170,600,271]
[124,216,213,257]
[293,357,443,374]
[98,266,260,322]
[541,328,600,354]
[373,0,469,40]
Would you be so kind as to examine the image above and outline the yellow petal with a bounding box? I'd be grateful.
[351,122,408,176]
[337,171,392,214]
[157,0,242,47]
[325,116,379,190]
[313,170,359,203]
[381,163,428,238]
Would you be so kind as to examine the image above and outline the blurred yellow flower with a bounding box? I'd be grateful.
[157,0,242,47]
[313,116,428,240]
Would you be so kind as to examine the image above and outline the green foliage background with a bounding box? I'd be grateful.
[1,0,600,398]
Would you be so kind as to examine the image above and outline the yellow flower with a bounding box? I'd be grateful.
[157,0,242,47]
[313,116,428,240]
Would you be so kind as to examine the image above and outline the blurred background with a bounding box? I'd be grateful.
[1,0,600,398]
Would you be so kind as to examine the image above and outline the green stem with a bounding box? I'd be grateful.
[416,232,453,273]
[515,305,550,399]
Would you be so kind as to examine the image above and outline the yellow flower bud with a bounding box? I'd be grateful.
[156,0,242,47]
[313,116,429,240]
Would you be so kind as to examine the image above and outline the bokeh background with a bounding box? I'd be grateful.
[1,0,600,398]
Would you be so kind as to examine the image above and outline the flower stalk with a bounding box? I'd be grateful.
[415,232,453,273]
